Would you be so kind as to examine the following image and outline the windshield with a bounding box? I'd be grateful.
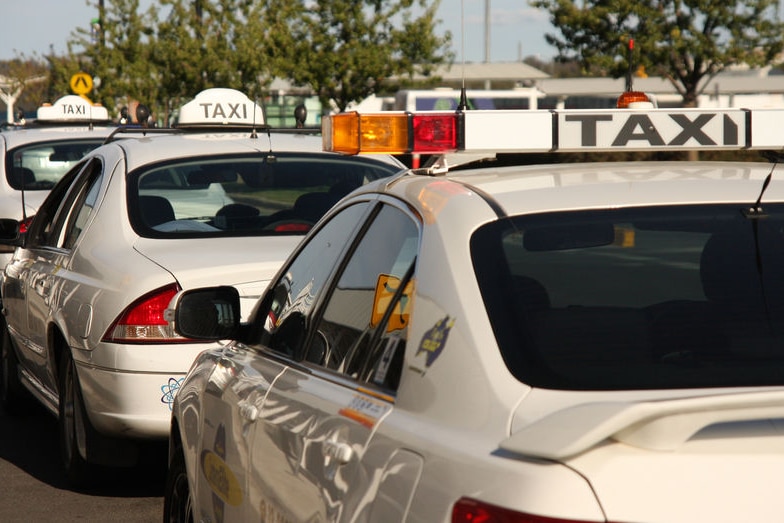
[8,139,106,190]
[129,152,401,237]
[472,204,784,390]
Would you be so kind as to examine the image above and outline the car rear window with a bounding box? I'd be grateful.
[7,139,106,190]
[472,204,784,390]
[128,152,402,238]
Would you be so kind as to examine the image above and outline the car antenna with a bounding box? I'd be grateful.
[251,94,260,139]
[457,0,468,112]
[745,152,779,218]
[20,177,27,227]
[626,37,634,93]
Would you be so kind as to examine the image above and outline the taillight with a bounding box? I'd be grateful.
[452,498,604,523]
[19,216,34,234]
[103,283,190,343]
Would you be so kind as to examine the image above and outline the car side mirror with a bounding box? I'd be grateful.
[0,218,24,246]
[166,286,241,340]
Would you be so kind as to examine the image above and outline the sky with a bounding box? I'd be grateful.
[0,0,557,63]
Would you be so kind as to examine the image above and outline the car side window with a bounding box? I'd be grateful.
[60,160,104,250]
[306,203,419,392]
[45,158,104,249]
[259,202,372,358]
[25,159,89,248]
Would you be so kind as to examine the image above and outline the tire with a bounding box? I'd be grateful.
[163,443,194,523]
[58,349,94,486]
[0,316,28,416]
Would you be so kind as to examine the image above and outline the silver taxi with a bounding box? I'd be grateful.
[166,102,784,522]
[0,88,404,486]
[0,95,116,267]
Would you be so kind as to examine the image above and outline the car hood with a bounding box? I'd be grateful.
[506,388,784,522]
[134,235,302,318]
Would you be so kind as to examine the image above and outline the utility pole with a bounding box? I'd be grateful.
[484,0,491,63]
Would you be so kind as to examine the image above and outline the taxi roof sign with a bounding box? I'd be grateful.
[36,94,110,123]
[323,108,784,155]
[177,88,265,128]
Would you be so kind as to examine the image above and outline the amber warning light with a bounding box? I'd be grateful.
[324,112,459,155]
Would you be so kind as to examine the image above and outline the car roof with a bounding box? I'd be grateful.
[0,125,116,148]
[379,160,779,218]
[324,100,784,218]
[97,131,405,172]
[0,94,115,146]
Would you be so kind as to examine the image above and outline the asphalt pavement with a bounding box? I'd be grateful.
[0,399,165,522]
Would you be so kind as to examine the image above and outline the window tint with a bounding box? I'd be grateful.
[306,204,418,392]
[472,205,784,391]
[260,202,371,358]
[26,159,96,248]
[129,153,401,238]
[46,159,103,249]
[7,139,104,190]
[61,161,104,249]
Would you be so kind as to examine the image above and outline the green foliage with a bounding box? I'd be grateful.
[66,0,159,119]
[531,0,784,106]
[1,0,452,123]
[274,0,453,112]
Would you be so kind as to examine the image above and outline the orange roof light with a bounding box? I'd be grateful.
[616,91,653,108]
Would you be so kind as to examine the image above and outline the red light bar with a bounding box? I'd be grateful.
[412,114,458,152]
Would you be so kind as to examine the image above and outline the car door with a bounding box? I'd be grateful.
[10,158,104,399]
[245,199,420,521]
[188,200,373,522]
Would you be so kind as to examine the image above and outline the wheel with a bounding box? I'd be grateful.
[163,443,194,523]
[0,316,28,415]
[58,349,94,486]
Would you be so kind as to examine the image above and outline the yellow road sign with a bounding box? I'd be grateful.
[70,73,93,95]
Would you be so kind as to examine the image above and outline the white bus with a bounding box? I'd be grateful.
[393,87,546,111]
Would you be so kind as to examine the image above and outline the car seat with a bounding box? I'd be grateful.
[139,195,176,228]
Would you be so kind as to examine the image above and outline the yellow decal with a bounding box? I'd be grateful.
[201,450,243,506]
[372,274,414,332]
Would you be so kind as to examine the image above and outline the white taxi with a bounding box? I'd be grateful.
[0,95,116,268]
[165,100,784,522]
[0,88,404,486]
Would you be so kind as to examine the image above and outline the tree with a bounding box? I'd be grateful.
[269,0,453,112]
[152,0,277,108]
[68,0,160,121]
[531,0,784,107]
[0,58,49,123]
[56,0,452,120]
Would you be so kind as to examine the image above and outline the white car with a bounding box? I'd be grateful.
[0,88,404,486]
[0,95,116,267]
[166,101,784,522]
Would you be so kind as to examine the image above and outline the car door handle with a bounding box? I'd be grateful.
[323,439,353,464]
[33,276,49,293]
[238,400,259,422]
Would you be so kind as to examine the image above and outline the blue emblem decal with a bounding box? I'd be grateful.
[160,377,185,410]
[416,315,454,367]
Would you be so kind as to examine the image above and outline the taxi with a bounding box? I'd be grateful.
[0,95,116,269]
[0,88,404,486]
[165,98,784,522]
